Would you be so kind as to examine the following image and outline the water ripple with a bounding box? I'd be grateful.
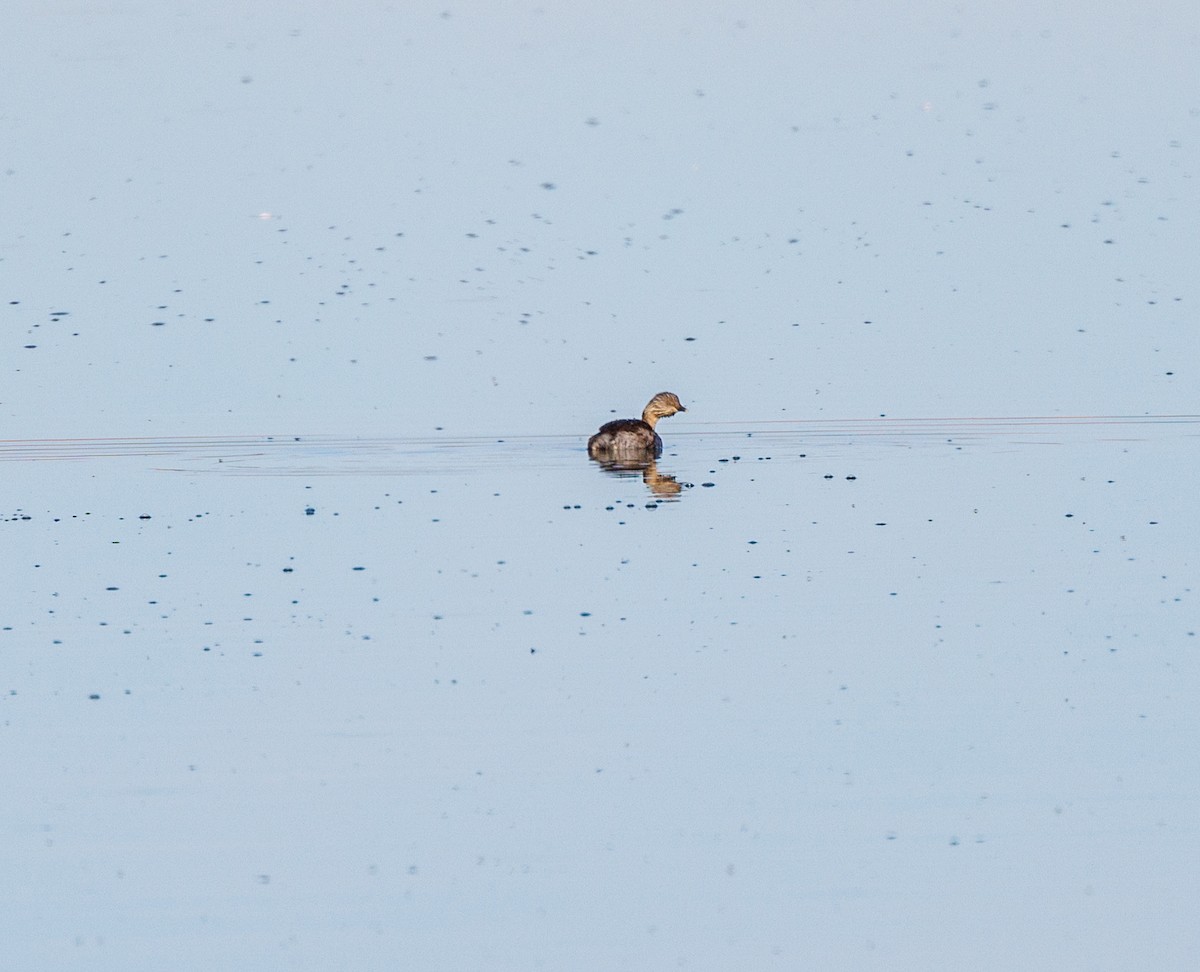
[0,415,1194,475]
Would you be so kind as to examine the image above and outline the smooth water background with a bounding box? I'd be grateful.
[2,2,1198,970]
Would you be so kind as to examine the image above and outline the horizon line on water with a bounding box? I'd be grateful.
[0,408,1195,444]
[0,413,1198,454]
[0,414,1194,473]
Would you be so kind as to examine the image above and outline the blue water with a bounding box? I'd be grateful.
[2,1,1197,969]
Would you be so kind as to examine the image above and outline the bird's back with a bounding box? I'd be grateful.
[587,419,662,458]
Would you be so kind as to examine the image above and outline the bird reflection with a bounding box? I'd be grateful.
[590,457,686,498]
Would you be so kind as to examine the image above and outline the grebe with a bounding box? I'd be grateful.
[587,392,686,459]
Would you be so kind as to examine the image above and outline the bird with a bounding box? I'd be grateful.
[587,392,686,460]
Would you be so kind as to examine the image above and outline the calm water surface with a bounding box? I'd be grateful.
[3,0,1198,967]
[3,418,1196,969]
